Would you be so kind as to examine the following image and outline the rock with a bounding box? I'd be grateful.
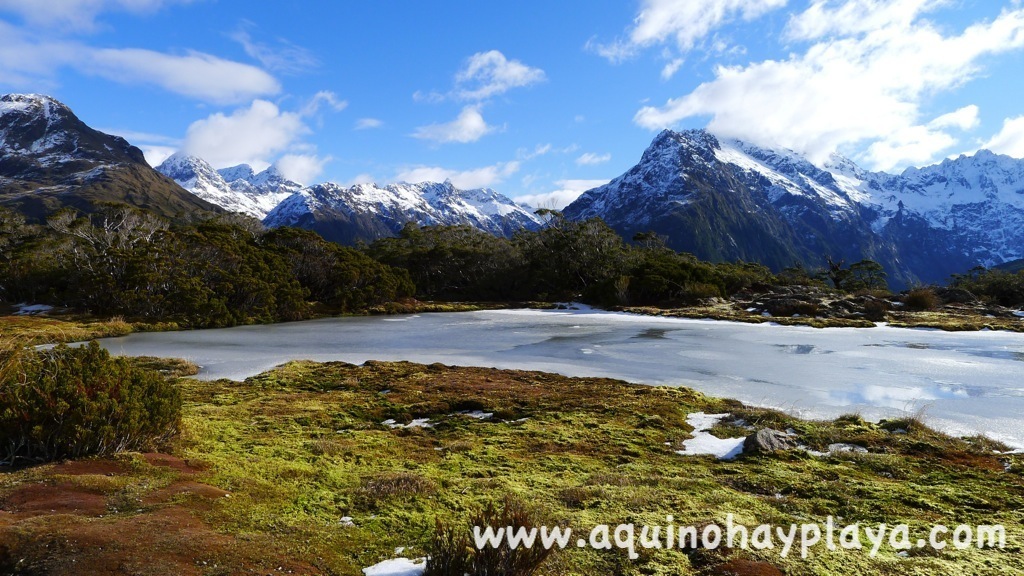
[764,298,819,317]
[743,429,796,455]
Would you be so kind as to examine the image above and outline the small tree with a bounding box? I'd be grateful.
[821,257,888,292]
[846,260,889,292]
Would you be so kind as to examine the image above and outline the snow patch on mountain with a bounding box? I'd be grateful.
[265,179,542,238]
[157,155,298,219]
[566,128,1024,283]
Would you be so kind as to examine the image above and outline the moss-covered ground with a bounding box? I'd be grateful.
[3,359,1022,575]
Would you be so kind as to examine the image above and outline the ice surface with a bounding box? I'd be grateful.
[95,308,1024,448]
[13,303,54,315]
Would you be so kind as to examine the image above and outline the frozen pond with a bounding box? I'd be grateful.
[96,308,1024,448]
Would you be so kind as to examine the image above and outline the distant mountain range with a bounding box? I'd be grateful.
[3,93,1023,286]
[155,154,542,243]
[565,129,1024,286]
[261,181,542,244]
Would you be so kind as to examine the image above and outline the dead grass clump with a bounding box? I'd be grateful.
[425,495,556,576]
[358,472,436,506]
[557,486,606,509]
[308,439,347,457]
[903,287,941,311]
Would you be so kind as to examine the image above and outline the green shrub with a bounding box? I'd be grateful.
[950,266,1024,307]
[0,342,181,465]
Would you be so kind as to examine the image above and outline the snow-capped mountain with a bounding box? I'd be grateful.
[849,151,1024,268]
[156,155,299,219]
[565,129,1024,286]
[0,93,218,220]
[264,180,543,244]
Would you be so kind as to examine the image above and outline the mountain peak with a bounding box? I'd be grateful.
[156,154,300,219]
[652,128,720,150]
[156,153,220,181]
[0,92,146,171]
[0,93,219,220]
[0,93,72,119]
[218,163,256,182]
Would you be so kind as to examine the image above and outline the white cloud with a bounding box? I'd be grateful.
[0,0,186,31]
[100,127,180,146]
[634,0,788,50]
[355,117,383,130]
[412,90,445,104]
[576,152,612,165]
[141,145,177,167]
[514,179,609,210]
[301,90,347,115]
[230,25,318,74]
[275,153,330,184]
[863,125,957,171]
[661,57,685,80]
[0,20,278,105]
[395,161,520,189]
[182,100,308,167]
[592,0,787,61]
[517,143,553,160]
[0,22,76,87]
[928,105,980,131]
[345,173,376,186]
[85,48,280,104]
[634,3,1024,169]
[412,105,494,144]
[99,127,181,167]
[983,116,1024,158]
[785,0,944,40]
[454,50,545,100]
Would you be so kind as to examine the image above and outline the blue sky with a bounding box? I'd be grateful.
[3,1,1024,208]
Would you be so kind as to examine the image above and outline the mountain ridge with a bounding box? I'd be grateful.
[564,129,1024,286]
[0,93,220,221]
[264,179,543,244]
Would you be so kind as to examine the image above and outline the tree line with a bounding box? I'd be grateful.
[367,212,783,306]
[4,203,1020,324]
[0,204,413,327]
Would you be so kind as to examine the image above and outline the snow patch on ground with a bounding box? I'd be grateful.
[676,413,745,460]
[382,418,433,429]
[805,443,870,457]
[362,557,426,576]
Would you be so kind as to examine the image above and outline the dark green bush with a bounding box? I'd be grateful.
[0,342,181,465]
[950,266,1024,307]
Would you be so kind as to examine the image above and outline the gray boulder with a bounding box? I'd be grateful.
[743,429,796,455]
